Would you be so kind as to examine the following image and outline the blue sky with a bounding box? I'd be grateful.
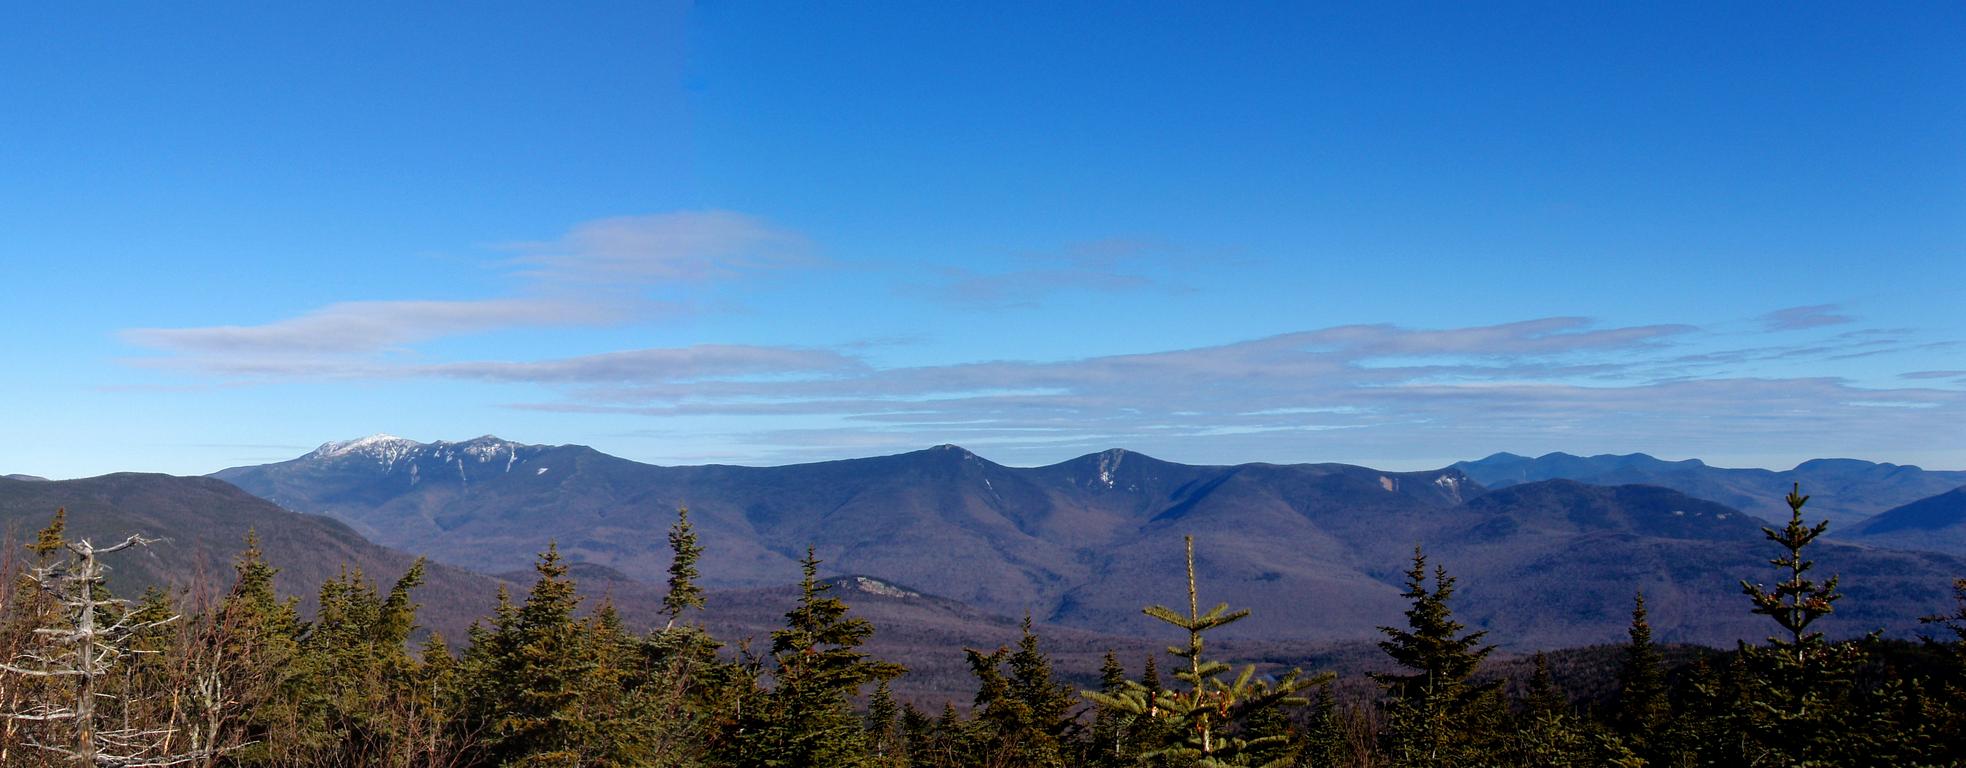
[3,3,1961,479]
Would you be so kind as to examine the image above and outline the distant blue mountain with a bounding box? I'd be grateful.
[1851,486,1966,557]
[1452,452,1966,526]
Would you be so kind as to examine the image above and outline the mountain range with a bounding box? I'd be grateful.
[1453,451,1966,526]
[210,436,1966,648]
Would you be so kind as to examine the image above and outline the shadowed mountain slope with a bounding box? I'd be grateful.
[1850,486,1966,557]
[0,472,510,640]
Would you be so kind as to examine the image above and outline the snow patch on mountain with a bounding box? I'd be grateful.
[1097,449,1124,489]
[312,434,422,466]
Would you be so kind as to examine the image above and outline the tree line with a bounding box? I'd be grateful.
[1,487,1964,766]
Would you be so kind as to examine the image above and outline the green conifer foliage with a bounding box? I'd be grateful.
[663,506,706,624]
[1373,546,1499,766]
[1506,653,1624,767]
[1613,591,1670,757]
[1086,651,1134,767]
[219,530,305,763]
[1736,484,1872,766]
[1300,687,1350,768]
[732,547,903,767]
[1082,535,1324,767]
[469,542,606,766]
[961,617,1076,767]
[27,507,65,559]
[864,680,903,766]
[288,561,430,761]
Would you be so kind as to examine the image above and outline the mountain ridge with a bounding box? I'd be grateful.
[1454,450,1966,525]
[213,437,1966,648]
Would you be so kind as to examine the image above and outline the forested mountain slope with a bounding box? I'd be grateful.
[217,438,1966,647]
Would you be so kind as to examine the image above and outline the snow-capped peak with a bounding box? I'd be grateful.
[312,434,422,459]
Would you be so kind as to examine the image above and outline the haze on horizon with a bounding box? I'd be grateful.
[2,4,1961,480]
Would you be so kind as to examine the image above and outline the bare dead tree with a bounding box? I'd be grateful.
[0,533,229,767]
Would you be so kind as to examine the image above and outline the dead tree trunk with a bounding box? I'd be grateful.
[0,532,224,767]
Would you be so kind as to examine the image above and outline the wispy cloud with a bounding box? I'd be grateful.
[909,238,1197,309]
[120,211,805,376]
[123,298,622,357]
[468,317,1962,465]
[424,345,866,384]
[1762,304,1856,331]
[507,211,810,284]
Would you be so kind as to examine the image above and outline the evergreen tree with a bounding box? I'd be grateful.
[411,632,466,765]
[1613,591,1670,757]
[663,506,706,625]
[1300,687,1349,768]
[287,561,429,762]
[865,680,903,766]
[638,505,745,766]
[1506,653,1599,767]
[1736,484,1867,766]
[1086,651,1134,767]
[731,547,903,768]
[468,542,607,766]
[1372,546,1499,767]
[897,703,945,768]
[218,530,305,763]
[1082,535,1324,767]
[963,618,1075,767]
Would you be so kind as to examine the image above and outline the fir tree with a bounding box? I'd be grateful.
[731,547,903,767]
[663,506,706,625]
[865,680,903,765]
[1086,651,1133,767]
[1082,535,1324,767]
[218,530,304,763]
[1613,591,1670,755]
[1522,653,1645,767]
[1372,545,1498,766]
[898,703,947,768]
[289,563,427,759]
[469,542,606,766]
[27,507,65,559]
[1300,687,1349,768]
[1736,483,1867,766]
[963,618,1075,767]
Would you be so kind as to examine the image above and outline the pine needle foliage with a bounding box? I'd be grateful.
[1373,545,1500,766]
[1736,484,1872,766]
[1081,535,1326,767]
[732,547,903,767]
[663,506,706,624]
[1613,591,1670,756]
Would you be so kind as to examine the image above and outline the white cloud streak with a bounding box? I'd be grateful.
[123,298,621,357]
[460,318,1960,466]
[507,211,809,284]
[120,211,804,375]
[1762,304,1856,331]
